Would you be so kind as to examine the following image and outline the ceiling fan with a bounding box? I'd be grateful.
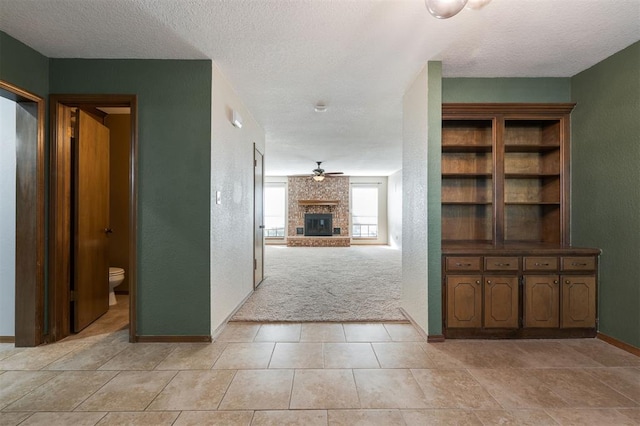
[301,161,344,181]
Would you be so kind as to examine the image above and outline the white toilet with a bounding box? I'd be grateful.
[109,267,125,306]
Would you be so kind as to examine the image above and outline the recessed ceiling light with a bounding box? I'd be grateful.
[314,103,327,112]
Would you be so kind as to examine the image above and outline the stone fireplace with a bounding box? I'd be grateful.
[287,176,350,247]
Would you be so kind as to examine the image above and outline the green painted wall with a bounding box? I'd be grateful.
[427,62,442,336]
[50,59,212,336]
[0,31,49,97]
[443,78,571,103]
[571,42,640,348]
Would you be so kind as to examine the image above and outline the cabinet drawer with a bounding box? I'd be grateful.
[524,256,558,271]
[561,257,596,271]
[446,257,482,271]
[485,257,519,271]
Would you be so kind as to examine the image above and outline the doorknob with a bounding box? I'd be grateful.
[104,228,113,234]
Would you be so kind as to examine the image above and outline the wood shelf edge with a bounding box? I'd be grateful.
[443,102,577,116]
[298,200,339,206]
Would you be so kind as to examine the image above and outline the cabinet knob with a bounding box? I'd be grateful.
[535,262,549,266]
[565,280,571,284]
[475,280,480,285]
[487,280,492,285]
[553,280,558,284]
[456,263,472,267]
[495,263,510,267]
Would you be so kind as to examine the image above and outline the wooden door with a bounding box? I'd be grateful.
[446,275,482,328]
[484,275,519,328]
[73,109,110,332]
[524,275,559,328]
[561,275,596,328]
[254,146,264,289]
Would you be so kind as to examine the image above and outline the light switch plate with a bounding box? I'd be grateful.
[216,191,221,204]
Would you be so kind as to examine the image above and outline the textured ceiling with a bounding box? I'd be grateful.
[1,0,639,176]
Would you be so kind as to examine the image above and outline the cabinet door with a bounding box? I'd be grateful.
[524,275,559,328]
[484,275,519,328]
[446,275,482,328]
[561,275,596,328]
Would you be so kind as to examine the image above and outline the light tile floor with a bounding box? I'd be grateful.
[0,315,639,425]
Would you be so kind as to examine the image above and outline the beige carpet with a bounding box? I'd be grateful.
[231,245,405,322]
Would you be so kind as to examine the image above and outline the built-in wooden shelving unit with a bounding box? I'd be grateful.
[440,103,601,340]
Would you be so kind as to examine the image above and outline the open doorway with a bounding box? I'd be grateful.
[0,81,45,348]
[232,174,403,322]
[49,95,137,343]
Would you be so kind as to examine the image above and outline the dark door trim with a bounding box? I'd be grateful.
[49,94,138,343]
[0,81,45,347]
[253,144,264,290]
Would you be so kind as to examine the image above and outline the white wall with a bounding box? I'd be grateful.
[0,96,16,337]
[387,169,402,249]
[402,65,429,332]
[349,176,388,245]
[210,63,266,333]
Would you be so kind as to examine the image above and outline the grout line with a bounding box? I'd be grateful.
[288,369,297,409]
[70,369,121,412]
[370,343,382,368]
[141,369,179,411]
[267,342,277,369]
[350,368,363,410]
[215,368,239,410]
[207,341,228,369]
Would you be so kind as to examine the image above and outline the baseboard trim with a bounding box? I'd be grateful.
[597,332,640,357]
[0,336,16,343]
[427,335,445,343]
[399,308,434,342]
[211,289,255,340]
[134,335,212,343]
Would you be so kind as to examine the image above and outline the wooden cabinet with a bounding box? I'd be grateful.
[524,275,559,328]
[442,104,573,245]
[484,275,519,328]
[446,275,482,328]
[440,103,600,339]
[443,251,599,338]
[446,273,519,330]
[561,275,596,328]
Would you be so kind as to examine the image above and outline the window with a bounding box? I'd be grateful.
[264,184,286,237]
[352,186,378,238]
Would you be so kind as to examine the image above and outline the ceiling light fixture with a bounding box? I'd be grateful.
[314,103,327,112]
[425,0,490,19]
[313,174,325,182]
[465,0,491,10]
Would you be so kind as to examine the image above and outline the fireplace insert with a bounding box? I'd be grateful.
[304,214,332,236]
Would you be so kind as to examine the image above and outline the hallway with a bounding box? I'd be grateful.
[0,321,638,425]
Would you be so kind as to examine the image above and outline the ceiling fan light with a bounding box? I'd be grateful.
[313,174,325,182]
[425,0,468,19]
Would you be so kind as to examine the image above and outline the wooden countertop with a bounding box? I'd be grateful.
[442,241,601,256]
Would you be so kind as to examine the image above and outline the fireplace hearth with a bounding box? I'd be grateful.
[304,214,332,236]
